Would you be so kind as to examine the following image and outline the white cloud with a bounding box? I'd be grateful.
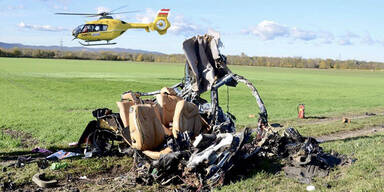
[359,32,384,46]
[336,32,360,46]
[169,15,203,36]
[245,20,323,42]
[246,20,290,40]
[244,20,384,46]
[290,27,317,41]
[345,32,360,38]
[135,8,156,23]
[18,22,69,32]
[318,31,335,44]
[361,33,376,45]
[337,32,384,46]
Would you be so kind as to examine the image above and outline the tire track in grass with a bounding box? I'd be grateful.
[315,125,384,143]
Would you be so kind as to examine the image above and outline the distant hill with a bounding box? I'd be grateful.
[0,42,164,55]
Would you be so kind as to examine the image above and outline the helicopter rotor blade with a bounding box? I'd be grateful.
[110,5,130,13]
[110,10,142,15]
[55,6,142,17]
[55,12,99,16]
[86,14,102,17]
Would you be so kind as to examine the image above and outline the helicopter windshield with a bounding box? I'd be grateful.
[72,24,84,37]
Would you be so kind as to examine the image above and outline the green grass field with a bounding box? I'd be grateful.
[1,57,384,191]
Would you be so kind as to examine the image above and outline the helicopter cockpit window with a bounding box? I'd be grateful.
[94,25,101,31]
[81,25,90,33]
[89,25,95,32]
[81,24,108,33]
[73,24,84,36]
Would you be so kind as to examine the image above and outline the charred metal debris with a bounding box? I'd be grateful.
[76,33,353,190]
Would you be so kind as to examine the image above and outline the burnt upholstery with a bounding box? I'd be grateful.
[117,87,202,154]
[156,90,183,127]
[172,100,201,139]
[129,104,166,150]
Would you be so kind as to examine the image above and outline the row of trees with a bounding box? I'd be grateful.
[227,54,384,70]
[1,47,383,70]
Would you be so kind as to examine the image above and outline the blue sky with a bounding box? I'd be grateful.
[1,0,383,62]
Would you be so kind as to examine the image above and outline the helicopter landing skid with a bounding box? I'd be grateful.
[79,41,117,46]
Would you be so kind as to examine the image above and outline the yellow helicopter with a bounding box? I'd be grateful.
[56,8,171,46]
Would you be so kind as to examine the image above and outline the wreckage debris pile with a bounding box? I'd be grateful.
[257,128,354,184]
[1,33,353,190]
[70,34,354,189]
[130,127,351,188]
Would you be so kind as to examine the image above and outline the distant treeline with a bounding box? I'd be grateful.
[1,47,383,70]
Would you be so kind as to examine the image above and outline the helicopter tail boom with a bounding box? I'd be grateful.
[124,9,170,35]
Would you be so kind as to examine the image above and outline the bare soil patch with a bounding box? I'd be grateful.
[295,112,382,126]
[2,129,39,148]
[315,125,384,143]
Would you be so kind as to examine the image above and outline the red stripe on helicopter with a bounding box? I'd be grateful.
[158,13,168,16]
[158,9,169,16]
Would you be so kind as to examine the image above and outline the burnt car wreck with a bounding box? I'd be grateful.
[76,33,351,190]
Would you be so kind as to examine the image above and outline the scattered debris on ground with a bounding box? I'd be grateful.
[47,150,81,160]
[342,117,351,123]
[298,104,305,119]
[32,173,58,188]
[31,147,52,155]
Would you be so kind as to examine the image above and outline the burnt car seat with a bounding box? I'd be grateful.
[129,104,166,150]
[172,100,201,139]
[155,89,183,128]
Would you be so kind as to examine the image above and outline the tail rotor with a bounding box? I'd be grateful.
[151,9,171,35]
